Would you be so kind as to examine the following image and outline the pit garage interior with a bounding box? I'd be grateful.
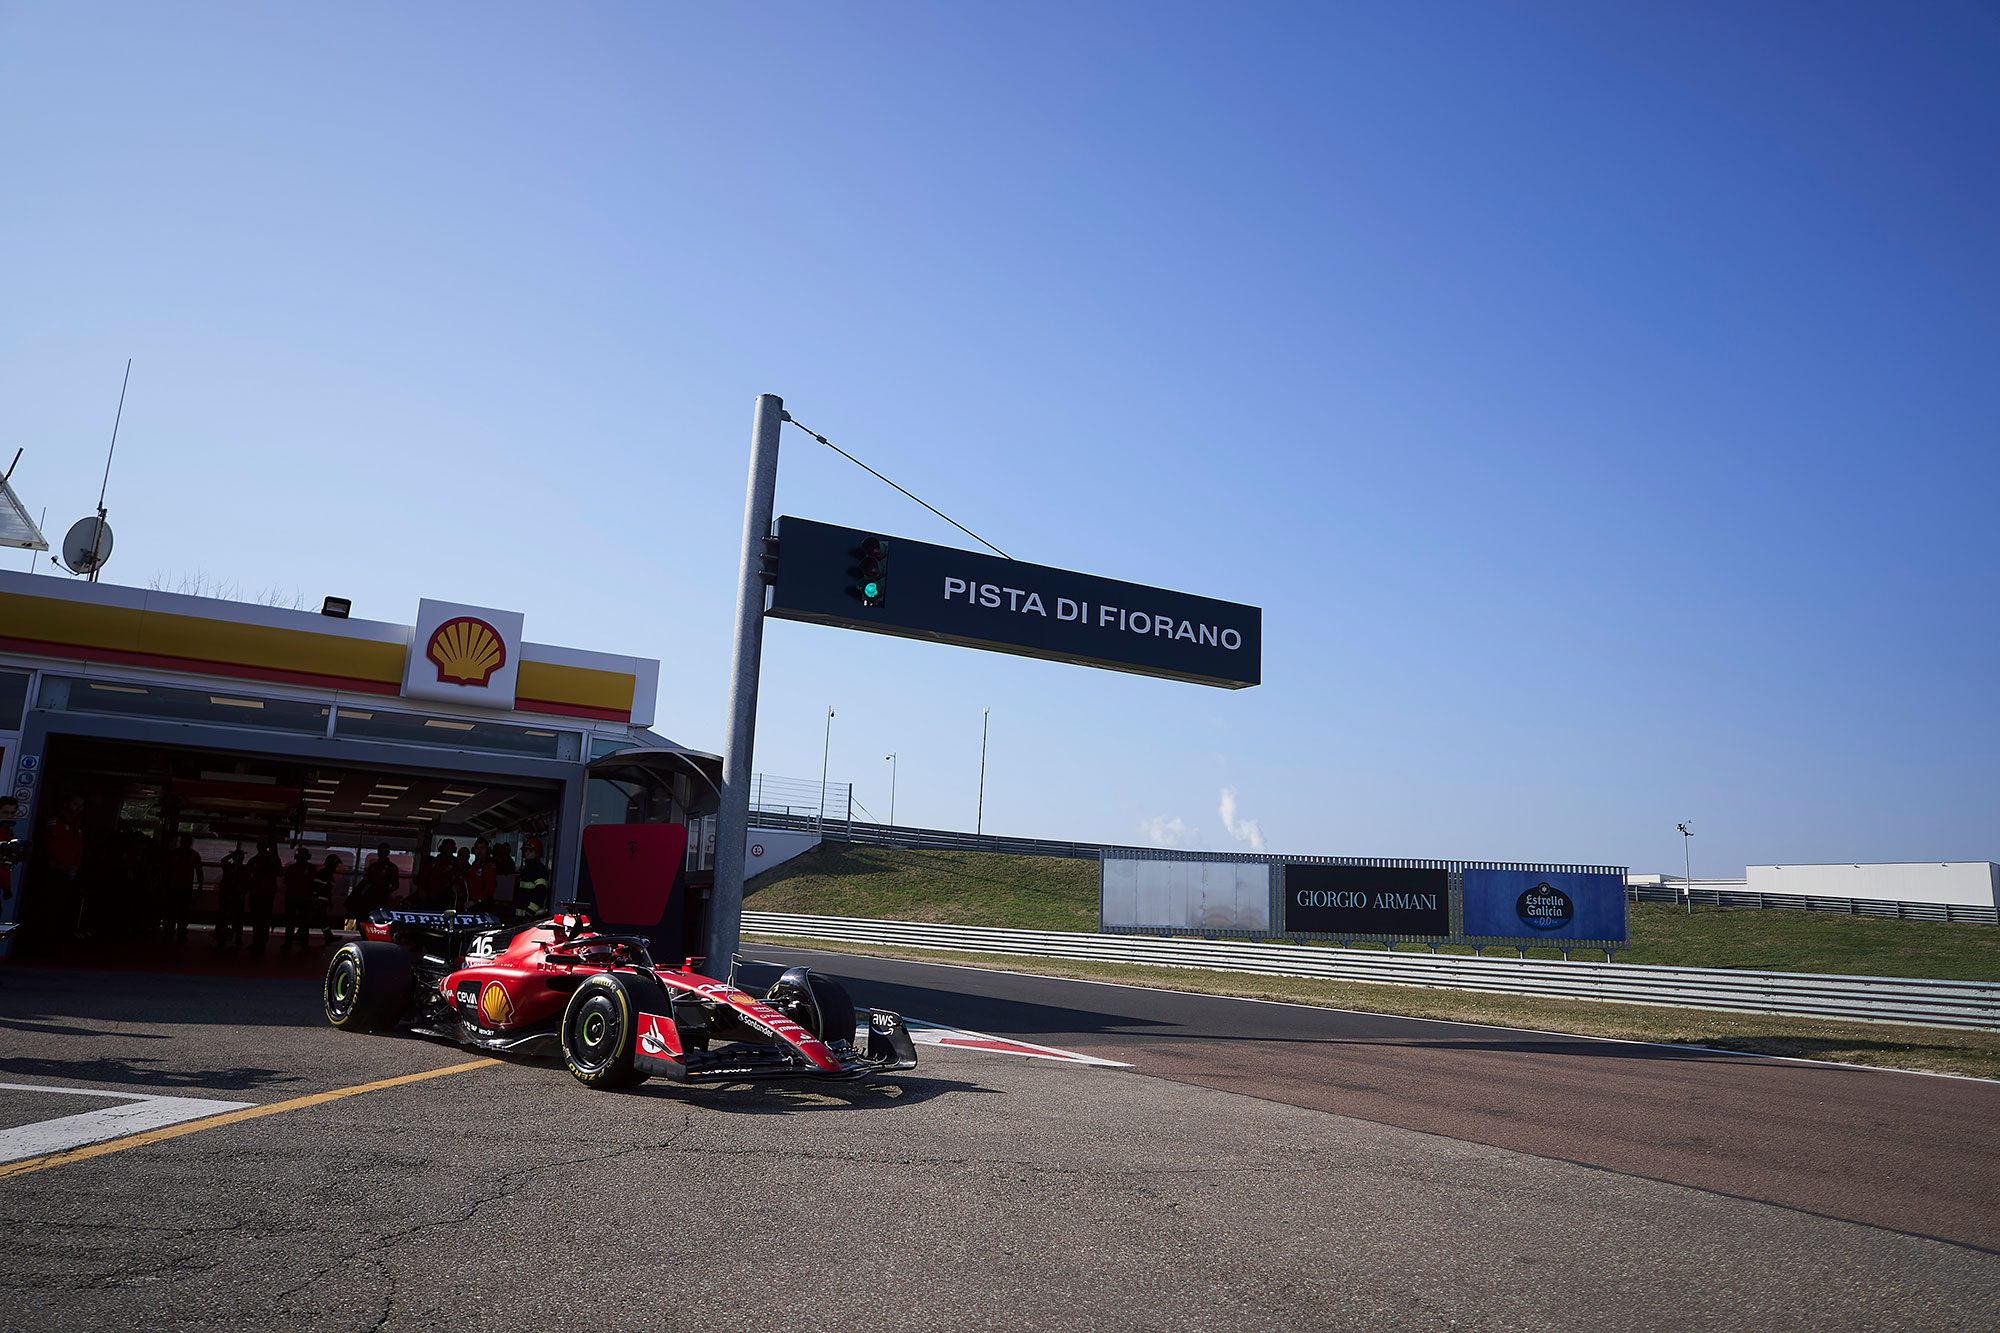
[34,729,564,924]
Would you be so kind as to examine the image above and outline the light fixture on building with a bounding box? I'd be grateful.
[321,596,352,618]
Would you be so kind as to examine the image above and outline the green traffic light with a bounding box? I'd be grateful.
[863,581,881,599]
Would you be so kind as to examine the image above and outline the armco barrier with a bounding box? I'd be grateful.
[741,911,2000,1031]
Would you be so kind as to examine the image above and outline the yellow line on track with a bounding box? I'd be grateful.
[0,1058,500,1181]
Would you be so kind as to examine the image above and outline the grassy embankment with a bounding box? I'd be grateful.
[744,844,2000,1079]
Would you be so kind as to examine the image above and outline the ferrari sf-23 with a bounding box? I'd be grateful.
[323,905,917,1090]
[322,745,916,1091]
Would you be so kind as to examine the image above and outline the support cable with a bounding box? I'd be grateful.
[782,412,1013,560]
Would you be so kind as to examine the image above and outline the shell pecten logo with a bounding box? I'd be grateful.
[480,981,515,1027]
[426,616,507,687]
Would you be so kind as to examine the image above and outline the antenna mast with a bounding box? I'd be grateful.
[87,358,131,582]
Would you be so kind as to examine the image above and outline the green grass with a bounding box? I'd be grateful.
[747,844,2000,981]
[745,844,1102,932]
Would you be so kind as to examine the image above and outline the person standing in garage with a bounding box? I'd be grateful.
[349,845,399,920]
[281,845,315,949]
[246,839,282,950]
[468,837,497,907]
[310,851,343,945]
[41,796,86,943]
[213,844,247,946]
[160,832,203,945]
[514,838,551,921]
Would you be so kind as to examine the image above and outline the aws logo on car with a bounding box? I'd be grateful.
[426,616,507,687]
[1516,881,1575,931]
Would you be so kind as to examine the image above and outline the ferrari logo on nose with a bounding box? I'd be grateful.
[480,981,515,1026]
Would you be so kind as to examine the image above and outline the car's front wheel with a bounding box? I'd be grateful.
[561,975,647,1090]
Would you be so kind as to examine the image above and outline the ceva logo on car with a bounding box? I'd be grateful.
[1515,881,1575,931]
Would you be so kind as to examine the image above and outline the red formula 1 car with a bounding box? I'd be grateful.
[323,905,917,1090]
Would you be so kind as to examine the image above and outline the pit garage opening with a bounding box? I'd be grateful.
[17,730,563,946]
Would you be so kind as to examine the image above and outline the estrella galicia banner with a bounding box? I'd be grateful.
[1461,868,1627,942]
[1284,864,1450,936]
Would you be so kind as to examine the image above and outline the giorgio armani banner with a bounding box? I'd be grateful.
[1283,864,1450,936]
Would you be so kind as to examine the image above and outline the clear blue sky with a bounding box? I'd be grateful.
[3,3,1995,875]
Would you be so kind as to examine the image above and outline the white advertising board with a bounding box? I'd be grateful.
[1102,857,1271,932]
[1746,863,1999,909]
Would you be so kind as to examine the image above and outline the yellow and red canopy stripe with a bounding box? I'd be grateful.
[0,589,634,723]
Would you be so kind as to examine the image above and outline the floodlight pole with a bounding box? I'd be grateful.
[885,753,897,827]
[819,707,835,835]
[708,393,785,973]
[976,707,989,835]
[1678,821,1694,916]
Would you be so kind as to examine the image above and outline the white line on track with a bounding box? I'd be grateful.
[904,1019,1131,1067]
[0,1083,254,1163]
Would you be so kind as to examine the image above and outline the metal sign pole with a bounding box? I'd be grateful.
[708,393,784,972]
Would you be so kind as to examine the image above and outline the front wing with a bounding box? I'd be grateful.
[634,1006,919,1083]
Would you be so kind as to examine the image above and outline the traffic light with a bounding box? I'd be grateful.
[847,536,888,607]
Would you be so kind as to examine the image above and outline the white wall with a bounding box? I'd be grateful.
[1102,858,1271,931]
[1746,863,1999,909]
[745,828,821,878]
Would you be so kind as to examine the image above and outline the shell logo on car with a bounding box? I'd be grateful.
[480,981,515,1027]
[427,616,508,687]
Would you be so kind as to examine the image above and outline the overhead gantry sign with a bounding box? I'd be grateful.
[765,516,1262,690]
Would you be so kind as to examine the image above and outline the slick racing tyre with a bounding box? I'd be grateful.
[324,942,413,1032]
[562,975,647,1091]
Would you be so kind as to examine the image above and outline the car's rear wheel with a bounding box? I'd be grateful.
[562,975,647,1090]
[324,941,413,1031]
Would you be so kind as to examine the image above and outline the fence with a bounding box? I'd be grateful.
[747,773,854,831]
[1627,881,1999,926]
[740,911,2000,1031]
[751,810,1105,859]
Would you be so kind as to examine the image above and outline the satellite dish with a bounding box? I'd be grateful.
[62,516,113,574]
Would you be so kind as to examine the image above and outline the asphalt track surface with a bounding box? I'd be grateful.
[0,951,1994,1331]
[759,945,2000,1254]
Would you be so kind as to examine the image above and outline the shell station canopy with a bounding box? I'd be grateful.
[0,569,681,897]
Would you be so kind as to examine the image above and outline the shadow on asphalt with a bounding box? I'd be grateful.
[0,1015,171,1040]
[1,970,321,1029]
[662,1074,997,1115]
[0,1052,307,1092]
[432,1034,995,1115]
